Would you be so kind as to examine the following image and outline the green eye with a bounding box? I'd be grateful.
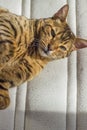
[51,29,56,37]
[60,46,66,51]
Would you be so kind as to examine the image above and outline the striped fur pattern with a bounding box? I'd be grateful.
[0,5,87,109]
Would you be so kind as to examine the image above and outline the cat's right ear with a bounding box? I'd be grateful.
[53,4,69,22]
[74,38,87,50]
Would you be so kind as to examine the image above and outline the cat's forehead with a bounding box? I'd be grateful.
[44,18,66,27]
[43,18,67,33]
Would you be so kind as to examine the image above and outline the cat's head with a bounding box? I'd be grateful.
[37,4,87,60]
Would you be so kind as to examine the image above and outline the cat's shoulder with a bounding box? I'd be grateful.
[0,7,9,13]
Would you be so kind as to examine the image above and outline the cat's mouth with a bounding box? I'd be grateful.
[39,40,52,57]
[39,46,53,58]
[39,48,49,57]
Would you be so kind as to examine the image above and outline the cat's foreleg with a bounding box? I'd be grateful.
[0,41,16,70]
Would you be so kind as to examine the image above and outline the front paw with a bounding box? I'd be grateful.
[0,95,10,110]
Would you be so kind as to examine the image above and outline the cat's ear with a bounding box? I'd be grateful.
[53,4,69,21]
[74,38,87,50]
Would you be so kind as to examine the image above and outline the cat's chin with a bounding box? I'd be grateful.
[39,50,58,61]
[39,49,53,59]
[40,50,68,60]
[39,50,49,58]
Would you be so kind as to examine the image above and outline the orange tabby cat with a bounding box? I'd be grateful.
[0,4,87,109]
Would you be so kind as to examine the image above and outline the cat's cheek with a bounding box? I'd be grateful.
[66,50,72,57]
[52,50,67,59]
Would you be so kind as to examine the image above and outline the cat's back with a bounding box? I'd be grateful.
[0,7,29,40]
[0,6,30,55]
[0,7,30,68]
[0,7,28,23]
[0,7,9,13]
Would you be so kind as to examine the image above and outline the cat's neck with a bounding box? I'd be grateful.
[28,19,49,63]
[28,19,43,43]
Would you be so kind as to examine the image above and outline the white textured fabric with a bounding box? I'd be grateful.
[76,1,87,130]
[0,0,87,130]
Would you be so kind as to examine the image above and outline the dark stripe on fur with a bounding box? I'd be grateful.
[36,61,44,68]
[0,24,10,30]
[0,79,14,87]
[3,19,17,38]
[1,29,13,36]
[0,32,11,37]
[16,73,22,79]
[0,85,8,90]
[0,40,13,44]
[15,17,23,34]
[23,59,32,73]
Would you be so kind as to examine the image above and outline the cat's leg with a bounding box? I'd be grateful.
[0,86,10,110]
[0,75,11,109]
[0,41,16,70]
[0,57,34,88]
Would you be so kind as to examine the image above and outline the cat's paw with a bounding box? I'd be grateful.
[0,95,10,110]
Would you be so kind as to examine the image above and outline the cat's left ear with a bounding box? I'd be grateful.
[53,4,69,21]
[74,38,87,50]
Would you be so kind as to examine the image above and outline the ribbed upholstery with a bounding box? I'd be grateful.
[0,0,87,130]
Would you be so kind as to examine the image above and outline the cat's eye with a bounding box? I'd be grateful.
[60,46,66,51]
[51,29,56,37]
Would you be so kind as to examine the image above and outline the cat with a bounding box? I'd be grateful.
[0,4,87,109]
